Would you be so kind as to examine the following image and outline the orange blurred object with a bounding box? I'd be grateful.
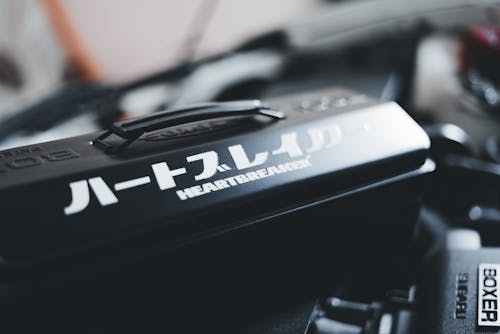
[41,0,102,82]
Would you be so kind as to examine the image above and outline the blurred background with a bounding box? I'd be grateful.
[0,0,499,157]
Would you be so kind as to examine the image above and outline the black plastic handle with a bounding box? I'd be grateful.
[93,100,284,153]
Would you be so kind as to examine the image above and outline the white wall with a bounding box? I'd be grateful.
[62,0,317,82]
